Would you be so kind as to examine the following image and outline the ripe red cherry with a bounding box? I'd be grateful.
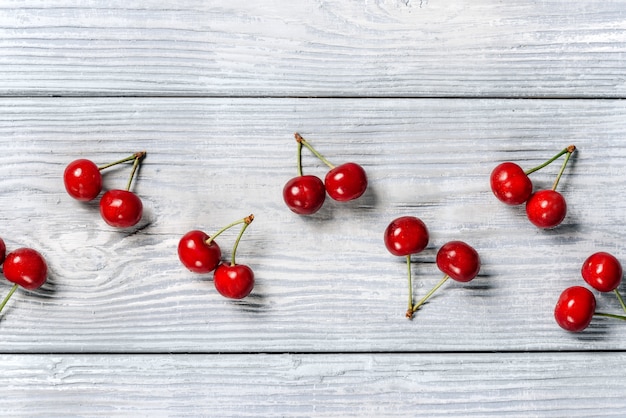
[490,162,533,205]
[581,252,622,293]
[436,241,481,282]
[283,175,326,215]
[554,286,596,332]
[213,263,254,299]
[525,189,567,228]
[384,216,429,257]
[178,230,222,274]
[324,162,368,202]
[0,237,6,265]
[63,159,103,201]
[3,248,48,290]
[99,189,143,228]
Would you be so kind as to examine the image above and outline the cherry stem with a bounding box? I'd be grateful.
[405,255,414,319]
[551,145,575,191]
[524,145,576,177]
[125,152,146,191]
[296,138,304,176]
[614,289,626,314]
[205,214,255,252]
[410,275,450,315]
[230,214,254,266]
[294,133,336,170]
[0,284,18,314]
[595,312,626,321]
[98,151,146,171]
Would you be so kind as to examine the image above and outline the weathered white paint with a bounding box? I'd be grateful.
[0,1,624,97]
[2,352,626,417]
[1,1,626,416]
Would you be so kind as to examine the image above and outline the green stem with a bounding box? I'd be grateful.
[595,312,626,321]
[410,275,450,314]
[405,255,413,319]
[614,289,626,314]
[524,145,576,176]
[295,133,335,169]
[98,151,145,171]
[206,216,250,246]
[551,145,575,191]
[125,152,146,191]
[296,138,303,176]
[230,215,254,266]
[0,284,18,314]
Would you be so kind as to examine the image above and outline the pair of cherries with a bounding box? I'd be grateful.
[0,237,48,315]
[555,252,626,332]
[384,216,481,319]
[490,145,576,228]
[63,152,146,228]
[178,215,255,299]
[283,133,368,215]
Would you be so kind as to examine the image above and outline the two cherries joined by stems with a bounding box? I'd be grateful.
[490,145,576,228]
[283,133,368,215]
[178,215,255,299]
[0,237,48,316]
[63,152,147,228]
[555,251,626,332]
[384,217,481,319]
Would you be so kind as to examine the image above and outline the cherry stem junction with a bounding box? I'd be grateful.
[614,289,626,314]
[524,145,576,179]
[98,151,146,171]
[230,215,254,266]
[405,255,414,319]
[595,312,626,321]
[295,133,336,170]
[410,275,450,315]
[0,283,18,314]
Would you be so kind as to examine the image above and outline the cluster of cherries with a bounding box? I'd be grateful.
[555,252,626,332]
[383,216,481,319]
[282,133,368,215]
[490,145,576,228]
[63,152,146,228]
[0,237,48,315]
[178,215,255,299]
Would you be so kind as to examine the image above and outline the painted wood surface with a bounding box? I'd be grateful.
[0,1,625,97]
[2,352,626,417]
[2,1,626,416]
[0,97,625,354]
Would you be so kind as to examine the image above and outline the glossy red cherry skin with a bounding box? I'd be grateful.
[3,248,48,290]
[490,162,533,205]
[283,175,326,215]
[63,159,103,201]
[324,162,368,202]
[0,237,5,265]
[525,190,567,229]
[99,189,143,228]
[384,216,429,257]
[178,230,222,274]
[436,241,481,282]
[554,286,596,332]
[581,252,622,292]
[213,263,254,299]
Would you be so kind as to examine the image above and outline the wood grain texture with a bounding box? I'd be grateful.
[0,1,625,97]
[2,352,626,417]
[1,97,625,353]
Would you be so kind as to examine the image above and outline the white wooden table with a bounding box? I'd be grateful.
[2,1,626,416]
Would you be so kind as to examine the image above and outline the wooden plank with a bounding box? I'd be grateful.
[0,1,625,97]
[2,352,626,416]
[1,97,626,352]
